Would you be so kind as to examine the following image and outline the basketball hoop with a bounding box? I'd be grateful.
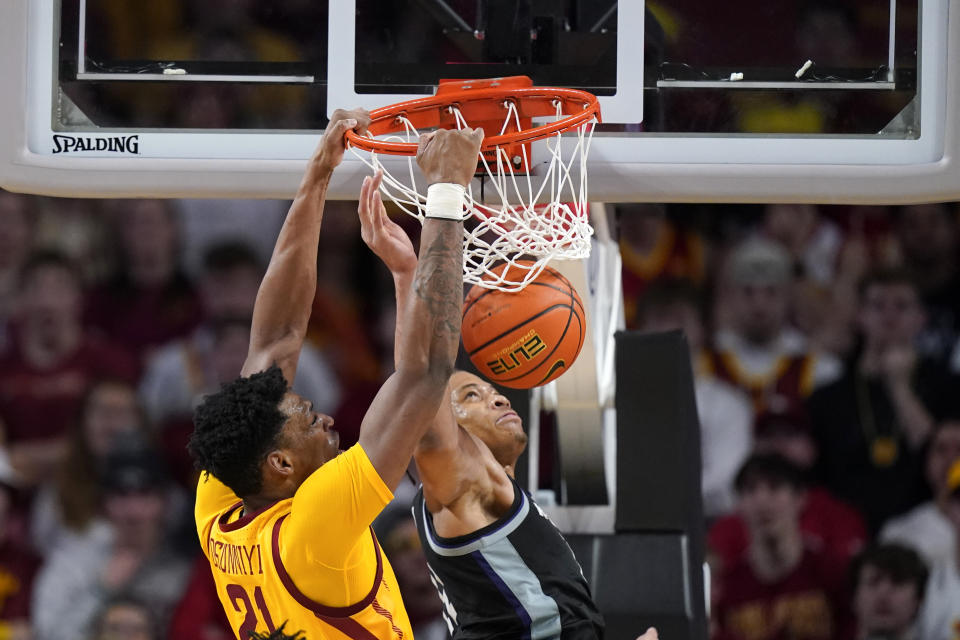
[345,76,601,291]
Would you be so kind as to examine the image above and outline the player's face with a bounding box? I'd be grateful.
[449,371,527,465]
[278,392,340,481]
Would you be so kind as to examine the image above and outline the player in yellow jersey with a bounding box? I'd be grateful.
[188,107,484,640]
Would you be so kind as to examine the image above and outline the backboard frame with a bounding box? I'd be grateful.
[1,0,959,203]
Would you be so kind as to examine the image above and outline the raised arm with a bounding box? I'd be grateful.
[358,166,480,504]
[241,109,370,383]
[357,128,483,490]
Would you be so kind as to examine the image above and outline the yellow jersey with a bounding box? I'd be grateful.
[195,444,413,640]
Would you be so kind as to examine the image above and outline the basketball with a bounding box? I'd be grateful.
[461,261,586,389]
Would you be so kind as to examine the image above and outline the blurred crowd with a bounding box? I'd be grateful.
[0,188,958,640]
[15,0,958,638]
[625,200,960,640]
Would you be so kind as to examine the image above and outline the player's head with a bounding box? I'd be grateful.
[249,624,306,640]
[189,366,339,500]
[448,370,527,467]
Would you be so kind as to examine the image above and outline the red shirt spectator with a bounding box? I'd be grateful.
[715,545,850,640]
[0,333,137,444]
[713,455,853,640]
[85,200,202,364]
[0,251,136,485]
[709,487,867,571]
[710,405,867,569]
[619,205,706,329]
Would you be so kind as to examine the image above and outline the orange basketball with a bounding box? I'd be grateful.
[462,261,586,389]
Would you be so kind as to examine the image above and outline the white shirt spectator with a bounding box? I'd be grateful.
[174,199,286,278]
[714,327,842,388]
[916,554,960,640]
[696,376,753,518]
[140,328,341,425]
[31,522,190,640]
[880,502,957,568]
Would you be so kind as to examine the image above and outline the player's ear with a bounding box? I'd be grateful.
[265,449,294,476]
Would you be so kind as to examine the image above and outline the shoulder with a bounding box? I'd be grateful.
[293,444,393,507]
[418,428,501,513]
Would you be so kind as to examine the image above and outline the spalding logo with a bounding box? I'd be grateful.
[52,135,141,155]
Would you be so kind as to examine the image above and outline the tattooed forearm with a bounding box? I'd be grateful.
[411,220,463,363]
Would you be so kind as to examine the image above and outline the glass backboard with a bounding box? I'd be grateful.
[0,0,958,202]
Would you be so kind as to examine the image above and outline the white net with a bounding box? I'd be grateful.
[348,100,598,291]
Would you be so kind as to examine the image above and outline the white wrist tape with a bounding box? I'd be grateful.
[425,183,466,220]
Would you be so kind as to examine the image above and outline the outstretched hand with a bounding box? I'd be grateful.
[359,170,418,277]
[636,627,659,640]
[314,108,371,175]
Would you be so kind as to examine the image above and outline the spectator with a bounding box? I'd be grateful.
[713,454,850,640]
[86,199,203,364]
[174,200,285,280]
[139,242,340,483]
[29,379,147,551]
[0,251,137,486]
[894,203,960,361]
[761,203,864,355]
[166,556,232,640]
[809,269,960,531]
[32,444,191,640]
[881,417,960,566]
[706,238,841,415]
[635,279,753,519]
[89,595,156,640]
[850,544,928,640]
[0,191,34,350]
[374,507,446,640]
[33,197,113,284]
[762,204,843,289]
[709,405,867,570]
[618,204,706,329]
[916,459,960,640]
[0,481,40,640]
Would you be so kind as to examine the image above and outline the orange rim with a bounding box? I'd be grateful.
[345,86,601,156]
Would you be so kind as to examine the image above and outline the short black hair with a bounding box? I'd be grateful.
[189,365,289,498]
[249,623,305,640]
[19,248,82,290]
[850,543,928,602]
[734,453,806,494]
